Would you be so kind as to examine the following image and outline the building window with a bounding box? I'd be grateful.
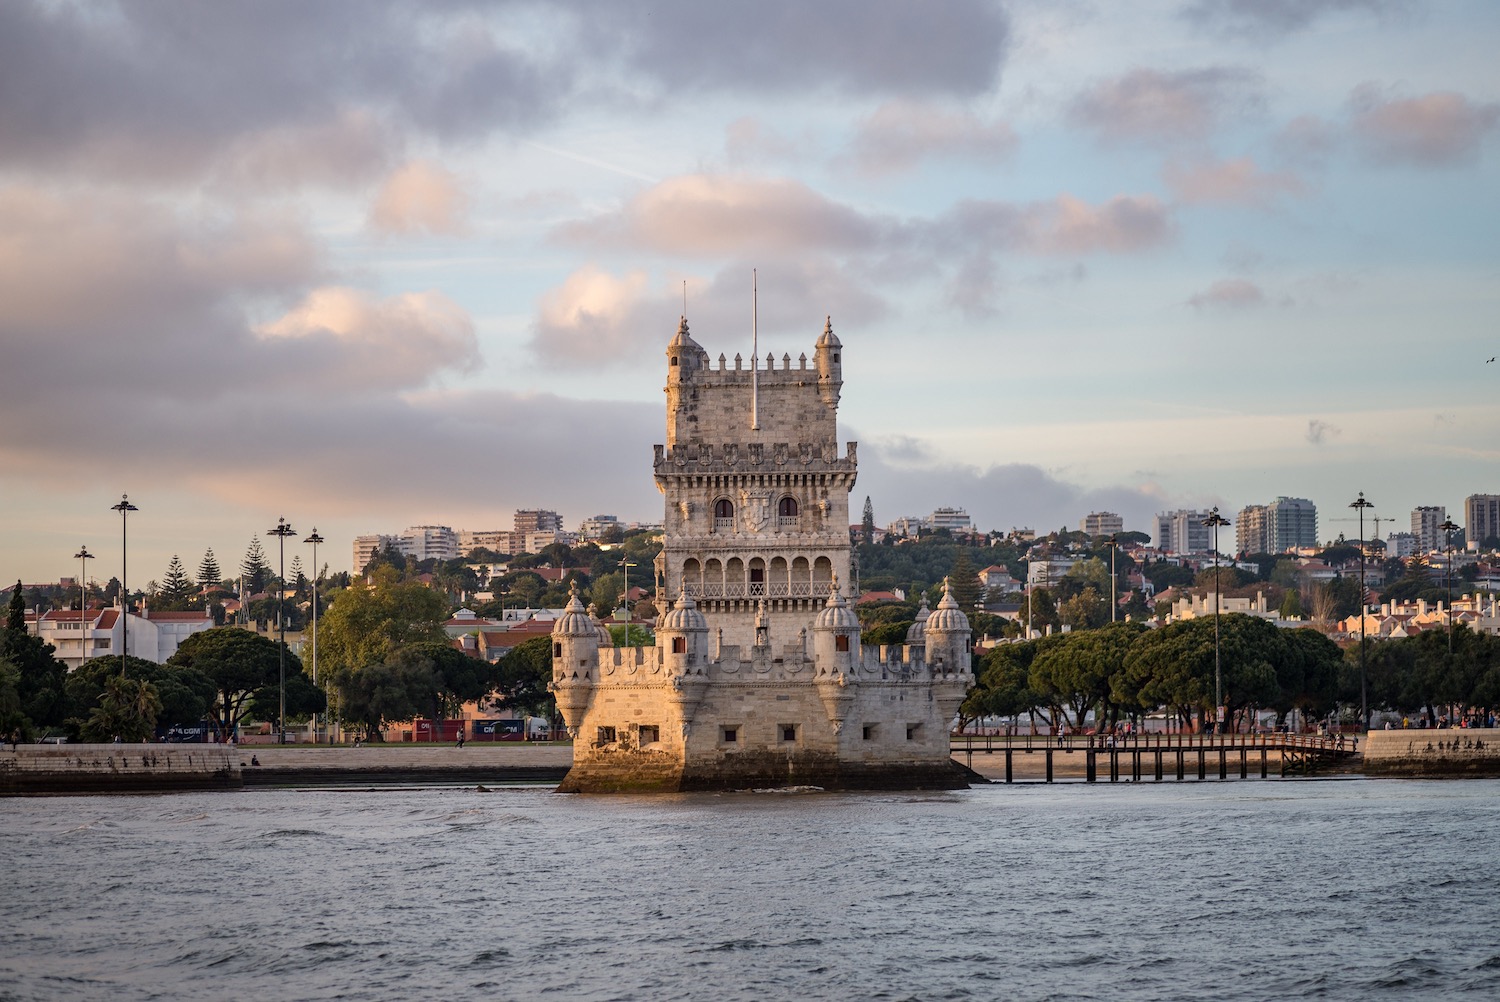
[596,726,617,744]
[780,724,797,743]
[640,725,660,745]
[862,723,877,741]
[721,725,739,744]
[779,496,798,517]
[906,724,923,741]
[835,635,850,652]
[671,636,686,654]
[553,642,562,658]
[714,497,734,531]
[670,356,678,366]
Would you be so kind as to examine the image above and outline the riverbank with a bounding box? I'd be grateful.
[1363,727,1500,777]
[0,743,574,795]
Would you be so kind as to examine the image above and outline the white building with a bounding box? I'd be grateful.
[1466,494,1500,548]
[1154,509,1212,554]
[929,507,972,533]
[26,606,216,669]
[1080,511,1124,537]
[352,534,395,573]
[1027,557,1078,589]
[1387,532,1417,558]
[457,529,511,555]
[578,515,622,540]
[1411,506,1449,554]
[398,525,459,562]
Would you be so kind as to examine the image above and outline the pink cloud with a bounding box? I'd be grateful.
[1164,156,1305,205]
[843,100,1017,176]
[555,174,883,256]
[1187,278,1270,310]
[368,161,470,236]
[1069,67,1263,146]
[1022,194,1174,254]
[1348,85,1500,167]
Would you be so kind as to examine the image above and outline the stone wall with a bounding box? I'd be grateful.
[1363,728,1500,776]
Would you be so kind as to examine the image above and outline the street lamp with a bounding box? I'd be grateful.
[1102,534,1118,623]
[74,545,93,667]
[110,495,138,678]
[304,527,324,743]
[1349,492,1373,730]
[1440,518,1460,654]
[1201,507,1232,734]
[618,558,637,639]
[267,517,297,743]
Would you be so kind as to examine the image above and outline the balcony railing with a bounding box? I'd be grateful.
[686,581,829,599]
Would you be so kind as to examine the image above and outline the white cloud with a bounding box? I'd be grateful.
[1164,156,1305,205]
[1069,67,1264,146]
[368,161,470,235]
[842,101,1017,176]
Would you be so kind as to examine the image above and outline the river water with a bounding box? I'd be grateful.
[3,779,1498,1001]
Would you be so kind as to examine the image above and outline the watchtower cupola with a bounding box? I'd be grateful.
[815,315,842,408]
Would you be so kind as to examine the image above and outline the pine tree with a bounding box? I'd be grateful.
[241,537,270,594]
[6,580,24,633]
[197,549,222,591]
[949,552,983,612]
[159,555,194,610]
[289,555,307,596]
[861,496,876,542]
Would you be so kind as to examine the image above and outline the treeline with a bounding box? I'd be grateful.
[961,614,1500,732]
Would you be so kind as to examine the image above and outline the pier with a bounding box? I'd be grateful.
[951,732,1359,783]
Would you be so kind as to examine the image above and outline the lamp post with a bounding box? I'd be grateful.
[303,528,323,743]
[267,517,297,743]
[1103,534,1118,623]
[110,495,138,678]
[1440,518,1459,654]
[1202,507,1231,734]
[1349,492,1373,730]
[74,545,93,667]
[618,558,637,640]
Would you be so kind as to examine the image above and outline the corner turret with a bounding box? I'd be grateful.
[815,316,842,409]
[549,582,600,736]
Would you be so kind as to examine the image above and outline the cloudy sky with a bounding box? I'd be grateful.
[3,0,1497,586]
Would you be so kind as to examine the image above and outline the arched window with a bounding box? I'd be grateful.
[670,356,679,366]
[714,498,734,518]
[671,637,686,654]
[779,496,799,517]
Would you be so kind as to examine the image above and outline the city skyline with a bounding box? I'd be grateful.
[3,2,1497,583]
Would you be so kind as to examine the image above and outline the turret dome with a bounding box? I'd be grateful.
[660,590,708,633]
[813,577,860,631]
[925,578,971,634]
[587,603,615,648]
[552,582,597,638]
[816,315,841,348]
[905,593,932,645]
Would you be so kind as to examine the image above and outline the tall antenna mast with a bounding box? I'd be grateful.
[751,269,759,431]
[682,279,687,318]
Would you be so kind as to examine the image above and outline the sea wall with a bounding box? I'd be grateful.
[1,743,574,795]
[1362,728,1500,777]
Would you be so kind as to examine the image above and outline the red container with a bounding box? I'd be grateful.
[411,718,466,742]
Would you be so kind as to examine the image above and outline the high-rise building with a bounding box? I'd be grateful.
[352,534,394,573]
[1080,512,1124,537]
[514,509,564,534]
[1236,497,1317,554]
[1154,509,1212,554]
[458,529,511,555]
[397,525,459,562]
[578,515,622,540]
[1465,494,1500,547]
[929,507,972,532]
[1386,532,1416,558]
[1411,506,1447,553]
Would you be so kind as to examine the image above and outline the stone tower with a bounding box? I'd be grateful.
[551,316,972,792]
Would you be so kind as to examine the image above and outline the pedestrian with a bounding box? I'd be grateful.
[457,730,466,749]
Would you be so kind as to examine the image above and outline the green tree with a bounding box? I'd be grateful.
[1279,588,1303,619]
[157,555,195,611]
[81,675,163,743]
[949,553,982,613]
[68,655,216,734]
[590,572,625,615]
[240,537,271,594]
[0,657,29,741]
[495,635,556,726]
[167,627,316,737]
[336,659,429,741]
[382,642,492,739]
[8,581,25,632]
[197,549,222,592]
[1030,622,1146,729]
[315,571,448,687]
[1058,586,1108,630]
[861,496,876,542]
[2,587,69,731]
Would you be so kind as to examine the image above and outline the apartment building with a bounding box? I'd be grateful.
[1465,494,1500,547]
[1154,509,1212,555]
[1411,506,1447,553]
[1080,511,1124,537]
[514,509,564,534]
[1236,497,1317,554]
